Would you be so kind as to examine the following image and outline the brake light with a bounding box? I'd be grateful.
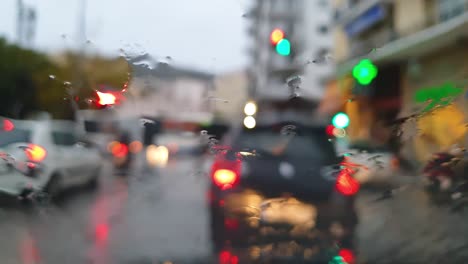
[224,218,239,230]
[213,169,237,190]
[338,248,356,264]
[211,157,241,190]
[219,250,239,264]
[111,143,128,158]
[25,144,47,163]
[336,168,360,196]
[3,119,14,132]
[96,91,116,106]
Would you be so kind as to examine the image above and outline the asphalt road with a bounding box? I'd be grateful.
[0,156,467,263]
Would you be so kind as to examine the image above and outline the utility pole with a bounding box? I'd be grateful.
[24,7,37,48]
[16,0,24,46]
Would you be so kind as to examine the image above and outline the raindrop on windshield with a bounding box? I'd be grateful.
[286,75,302,89]
[312,53,334,64]
[200,130,208,136]
[280,125,297,136]
[206,96,229,103]
[48,75,56,80]
[140,118,155,126]
[63,81,72,86]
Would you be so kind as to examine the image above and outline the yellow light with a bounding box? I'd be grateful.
[243,116,256,129]
[244,101,257,116]
[129,141,143,153]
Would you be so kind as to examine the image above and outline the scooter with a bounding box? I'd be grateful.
[422,147,466,194]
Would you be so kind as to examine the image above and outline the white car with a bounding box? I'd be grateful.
[0,118,103,197]
[340,144,400,185]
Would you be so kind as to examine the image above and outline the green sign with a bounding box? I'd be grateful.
[414,83,462,112]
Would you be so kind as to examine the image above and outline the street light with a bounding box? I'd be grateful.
[244,101,257,116]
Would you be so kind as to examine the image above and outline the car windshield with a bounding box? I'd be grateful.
[1,0,468,263]
[0,129,31,148]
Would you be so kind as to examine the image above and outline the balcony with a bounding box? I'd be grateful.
[337,0,391,25]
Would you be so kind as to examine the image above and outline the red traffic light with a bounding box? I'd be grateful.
[326,125,335,137]
[270,28,285,45]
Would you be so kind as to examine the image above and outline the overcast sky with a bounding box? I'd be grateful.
[0,0,249,73]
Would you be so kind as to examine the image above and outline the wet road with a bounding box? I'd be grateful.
[0,156,467,263]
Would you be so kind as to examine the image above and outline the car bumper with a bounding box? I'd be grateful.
[209,187,357,259]
[0,171,41,196]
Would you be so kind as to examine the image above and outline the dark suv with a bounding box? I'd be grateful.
[208,122,359,263]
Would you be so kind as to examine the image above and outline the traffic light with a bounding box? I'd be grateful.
[332,112,350,129]
[352,59,378,85]
[270,28,291,56]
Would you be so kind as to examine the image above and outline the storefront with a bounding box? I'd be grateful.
[399,45,468,163]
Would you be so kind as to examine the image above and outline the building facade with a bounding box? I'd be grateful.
[332,0,468,163]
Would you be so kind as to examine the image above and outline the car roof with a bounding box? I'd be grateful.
[7,119,77,131]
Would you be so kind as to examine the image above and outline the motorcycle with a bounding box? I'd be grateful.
[422,146,466,194]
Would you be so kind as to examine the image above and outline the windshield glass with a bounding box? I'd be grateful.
[0,129,31,147]
[1,0,468,263]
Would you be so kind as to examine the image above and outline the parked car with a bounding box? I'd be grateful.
[0,118,103,199]
[208,121,359,263]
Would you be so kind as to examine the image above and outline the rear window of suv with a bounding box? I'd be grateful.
[52,131,77,146]
[0,129,31,147]
[235,128,337,160]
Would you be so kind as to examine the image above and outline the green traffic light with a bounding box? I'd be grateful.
[353,59,378,85]
[332,112,350,129]
[276,39,291,56]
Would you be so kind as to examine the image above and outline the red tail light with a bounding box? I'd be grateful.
[336,168,360,196]
[224,218,239,230]
[111,143,128,158]
[338,248,356,264]
[3,119,14,132]
[219,250,239,264]
[96,91,117,106]
[25,144,47,163]
[211,156,241,190]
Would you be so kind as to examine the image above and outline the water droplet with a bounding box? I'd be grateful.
[206,96,228,102]
[200,130,208,135]
[286,75,302,89]
[85,98,93,105]
[140,118,155,126]
[290,92,299,99]
[165,56,173,60]
[86,40,92,44]
[63,81,72,86]
[280,125,297,136]
[49,75,56,80]
[61,34,67,39]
